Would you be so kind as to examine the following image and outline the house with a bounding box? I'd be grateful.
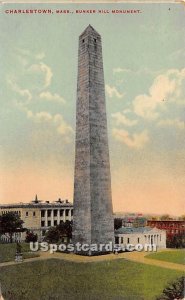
[115,226,166,250]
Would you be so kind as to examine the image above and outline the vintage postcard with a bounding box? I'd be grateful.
[0,1,184,299]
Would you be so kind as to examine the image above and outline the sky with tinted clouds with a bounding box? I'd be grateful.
[0,3,184,215]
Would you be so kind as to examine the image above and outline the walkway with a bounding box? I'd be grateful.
[0,249,184,272]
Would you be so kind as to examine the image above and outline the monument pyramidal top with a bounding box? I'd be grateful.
[80,24,101,37]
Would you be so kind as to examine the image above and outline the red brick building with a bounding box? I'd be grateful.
[147,220,185,241]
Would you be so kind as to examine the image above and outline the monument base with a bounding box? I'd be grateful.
[73,242,114,256]
[74,250,113,256]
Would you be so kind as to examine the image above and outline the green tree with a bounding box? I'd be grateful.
[25,231,38,243]
[160,214,171,221]
[0,212,24,243]
[178,215,185,221]
[44,221,72,243]
[58,220,72,240]
[44,227,60,243]
[167,235,185,249]
[156,276,184,300]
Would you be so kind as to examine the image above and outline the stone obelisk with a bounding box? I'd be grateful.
[72,25,114,255]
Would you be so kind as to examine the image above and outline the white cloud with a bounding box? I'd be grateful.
[112,128,149,149]
[150,71,176,99]
[113,67,160,76]
[8,48,72,141]
[12,48,53,92]
[7,77,32,104]
[27,111,53,122]
[39,91,66,104]
[158,119,184,130]
[26,110,74,138]
[113,68,131,74]
[133,68,185,120]
[112,112,138,127]
[15,47,31,57]
[15,47,46,61]
[168,49,185,61]
[27,62,53,88]
[106,85,124,99]
[40,63,53,88]
[133,94,160,120]
[123,109,131,114]
[53,114,74,135]
[35,52,45,60]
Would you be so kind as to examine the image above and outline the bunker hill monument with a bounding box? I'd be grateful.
[72,25,114,255]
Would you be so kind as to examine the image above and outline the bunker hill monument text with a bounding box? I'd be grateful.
[72,25,114,255]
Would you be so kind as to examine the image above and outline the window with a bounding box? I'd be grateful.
[47,210,51,217]
[60,209,64,217]
[54,210,58,217]
[54,220,57,226]
[41,210,45,217]
[82,39,85,43]
[33,211,36,217]
[71,210,73,216]
[66,209,69,216]
[115,237,119,244]
[138,238,140,243]
[26,212,28,217]
[121,237,124,244]
[127,238,130,243]
[41,221,45,227]
[94,38,97,42]
[48,221,51,227]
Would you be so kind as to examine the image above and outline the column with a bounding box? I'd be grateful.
[45,210,48,227]
[51,210,54,226]
[68,209,72,221]
[57,210,60,225]
[63,209,66,222]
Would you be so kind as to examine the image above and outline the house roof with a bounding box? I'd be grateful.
[115,226,163,235]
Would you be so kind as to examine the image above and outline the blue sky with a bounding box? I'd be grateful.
[0,3,184,215]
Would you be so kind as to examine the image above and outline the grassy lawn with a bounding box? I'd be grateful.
[0,259,183,300]
[0,243,39,263]
[146,250,185,265]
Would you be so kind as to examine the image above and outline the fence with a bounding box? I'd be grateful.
[0,233,22,244]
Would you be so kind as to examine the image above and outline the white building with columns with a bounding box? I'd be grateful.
[115,226,166,250]
[0,196,73,242]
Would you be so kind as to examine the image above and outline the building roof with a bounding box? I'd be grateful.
[113,213,146,220]
[115,226,162,235]
[0,198,73,209]
[148,220,184,223]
